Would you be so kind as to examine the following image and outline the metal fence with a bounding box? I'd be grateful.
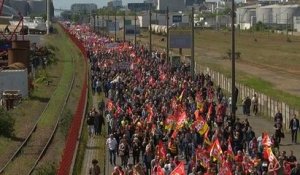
[194,62,299,130]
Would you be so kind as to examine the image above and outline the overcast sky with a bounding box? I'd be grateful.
[53,0,144,10]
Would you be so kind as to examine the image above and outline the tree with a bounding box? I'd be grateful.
[0,108,15,137]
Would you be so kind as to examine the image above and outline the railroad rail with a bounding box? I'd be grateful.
[0,55,75,175]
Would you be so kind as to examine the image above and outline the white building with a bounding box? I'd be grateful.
[71,3,97,13]
[138,12,189,28]
[108,0,123,8]
[157,0,185,12]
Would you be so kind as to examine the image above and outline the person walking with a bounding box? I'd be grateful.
[89,159,101,175]
[289,114,299,144]
[251,94,258,116]
[87,110,95,137]
[106,134,118,165]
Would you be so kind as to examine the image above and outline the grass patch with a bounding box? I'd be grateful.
[32,24,87,173]
[197,61,300,110]
[0,32,65,165]
[137,30,300,111]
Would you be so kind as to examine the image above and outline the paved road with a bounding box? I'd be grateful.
[81,94,106,175]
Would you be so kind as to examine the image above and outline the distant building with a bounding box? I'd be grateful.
[71,3,97,14]
[6,0,30,16]
[236,4,300,30]
[4,0,54,17]
[157,0,185,11]
[107,0,122,8]
[185,0,204,6]
[128,3,152,11]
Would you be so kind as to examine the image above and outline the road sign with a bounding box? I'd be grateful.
[169,30,192,48]
[172,15,182,23]
[125,25,140,35]
[107,21,119,33]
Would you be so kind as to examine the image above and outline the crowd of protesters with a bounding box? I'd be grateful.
[66,23,300,175]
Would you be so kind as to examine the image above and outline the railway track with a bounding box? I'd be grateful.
[0,57,76,175]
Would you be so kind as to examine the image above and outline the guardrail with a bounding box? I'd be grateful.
[56,23,88,175]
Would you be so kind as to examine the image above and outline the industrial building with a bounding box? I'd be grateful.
[236,4,300,30]
[4,0,54,17]
[107,0,123,8]
[128,3,152,12]
[71,3,97,14]
[156,0,185,11]
[137,12,189,28]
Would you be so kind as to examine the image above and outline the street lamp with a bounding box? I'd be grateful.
[231,0,236,117]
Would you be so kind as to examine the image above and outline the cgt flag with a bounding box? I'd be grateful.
[170,162,185,175]
[193,111,209,135]
[209,139,223,161]
[157,140,167,159]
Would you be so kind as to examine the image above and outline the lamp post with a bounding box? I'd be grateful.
[115,10,117,41]
[231,0,236,117]
[166,6,169,63]
[149,4,152,53]
[191,7,195,79]
[93,11,96,32]
[123,11,126,42]
[134,10,137,49]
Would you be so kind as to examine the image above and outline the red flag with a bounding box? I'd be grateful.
[114,104,122,116]
[195,91,202,103]
[196,147,210,168]
[193,117,209,135]
[170,162,185,175]
[209,139,223,161]
[206,102,214,121]
[146,104,154,123]
[151,124,156,135]
[171,129,179,139]
[149,76,156,86]
[117,168,125,175]
[158,140,167,159]
[165,115,175,130]
[107,100,114,111]
[194,110,201,121]
[219,161,232,175]
[176,111,187,127]
[264,147,281,172]
[157,166,165,175]
[227,141,234,159]
[126,106,132,115]
[262,132,272,147]
[170,98,177,111]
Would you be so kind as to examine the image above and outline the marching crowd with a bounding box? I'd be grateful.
[67,24,300,175]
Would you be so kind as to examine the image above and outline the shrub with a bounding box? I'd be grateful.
[0,108,15,137]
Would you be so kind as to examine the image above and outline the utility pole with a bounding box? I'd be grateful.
[231,0,236,117]
[191,7,195,79]
[107,13,110,36]
[115,10,117,41]
[286,13,289,39]
[134,10,137,49]
[123,12,126,42]
[46,0,50,34]
[93,12,96,32]
[166,6,169,63]
[149,4,152,53]
[216,1,219,30]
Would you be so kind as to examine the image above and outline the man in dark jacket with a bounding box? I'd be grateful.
[289,114,299,144]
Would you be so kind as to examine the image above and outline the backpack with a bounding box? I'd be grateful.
[87,116,94,125]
